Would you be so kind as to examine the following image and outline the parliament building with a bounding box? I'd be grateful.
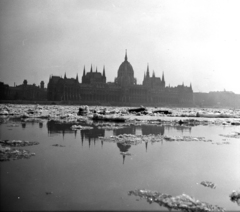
[47,51,193,106]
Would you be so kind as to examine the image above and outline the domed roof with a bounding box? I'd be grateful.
[117,51,134,78]
[115,50,136,87]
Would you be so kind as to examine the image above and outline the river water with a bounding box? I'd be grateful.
[0,118,239,211]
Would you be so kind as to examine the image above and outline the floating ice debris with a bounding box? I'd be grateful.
[120,152,132,156]
[196,112,236,118]
[93,122,129,130]
[77,105,89,116]
[1,104,240,126]
[0,145,36,162]
[199,181,216,189]
[100,134,213,146]
[212,142,230,145]
[22,118,43,123]
[48,117,89,124]
[71,125,93,130]
[128,106,147,114]
[99,134,162,146]
[164,135,212,142]
[229,190,240,206]
[128,189,225,212]
[152,109,172,114]
[0,110,9,115]
[92,114,126,122]
[71,125,81,130]
[52,144,65,147]
[0,139,39,147]
[219,132,240,139]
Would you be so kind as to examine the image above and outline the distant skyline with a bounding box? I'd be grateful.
[0,0,240,93]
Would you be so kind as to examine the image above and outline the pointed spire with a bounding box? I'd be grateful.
[152,71,155,78]
[90,64,93,73]
[162,72,165,82]
[96,67,97,73]
[146,64,150,78]
[190,83,192,90]
[125,49,128,61]
[83,66,86,76]
[103,66,106,77]
[64,72,66,79]
[76,73,79,82]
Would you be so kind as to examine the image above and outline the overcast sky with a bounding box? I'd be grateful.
[0,0,240,93]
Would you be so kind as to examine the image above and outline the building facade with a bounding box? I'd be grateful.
[0,80,47,101]
[47,51,193,106]
[0,82,10,100]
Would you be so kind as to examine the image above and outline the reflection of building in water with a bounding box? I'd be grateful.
[46,121,105,146]
[165,125,191,134]
[21,122,26,128]
[46,121,192,153]
[47,121,74,137]
[113,126,136,136]
[20,121,43,129]
[47,121,81,139]
[141,125,165,135]
[113,124,191,137]
[141,124,191,135]
[80,128,105,148]
[117,143,131,164]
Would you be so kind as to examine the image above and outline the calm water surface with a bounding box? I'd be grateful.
[0,119,239,211]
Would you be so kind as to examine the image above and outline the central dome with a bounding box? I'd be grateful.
[117,54,134,78]
[115,50,136,87]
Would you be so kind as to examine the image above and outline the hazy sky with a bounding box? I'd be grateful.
[0,0,240,93]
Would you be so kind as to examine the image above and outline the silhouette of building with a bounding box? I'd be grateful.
[0,82,10,100]
[193,91,240,108]
[46,51,193,106]
[1,80,47,101]
[141,125,165,135]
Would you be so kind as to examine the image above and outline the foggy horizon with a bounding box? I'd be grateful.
[1,0,240,94]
